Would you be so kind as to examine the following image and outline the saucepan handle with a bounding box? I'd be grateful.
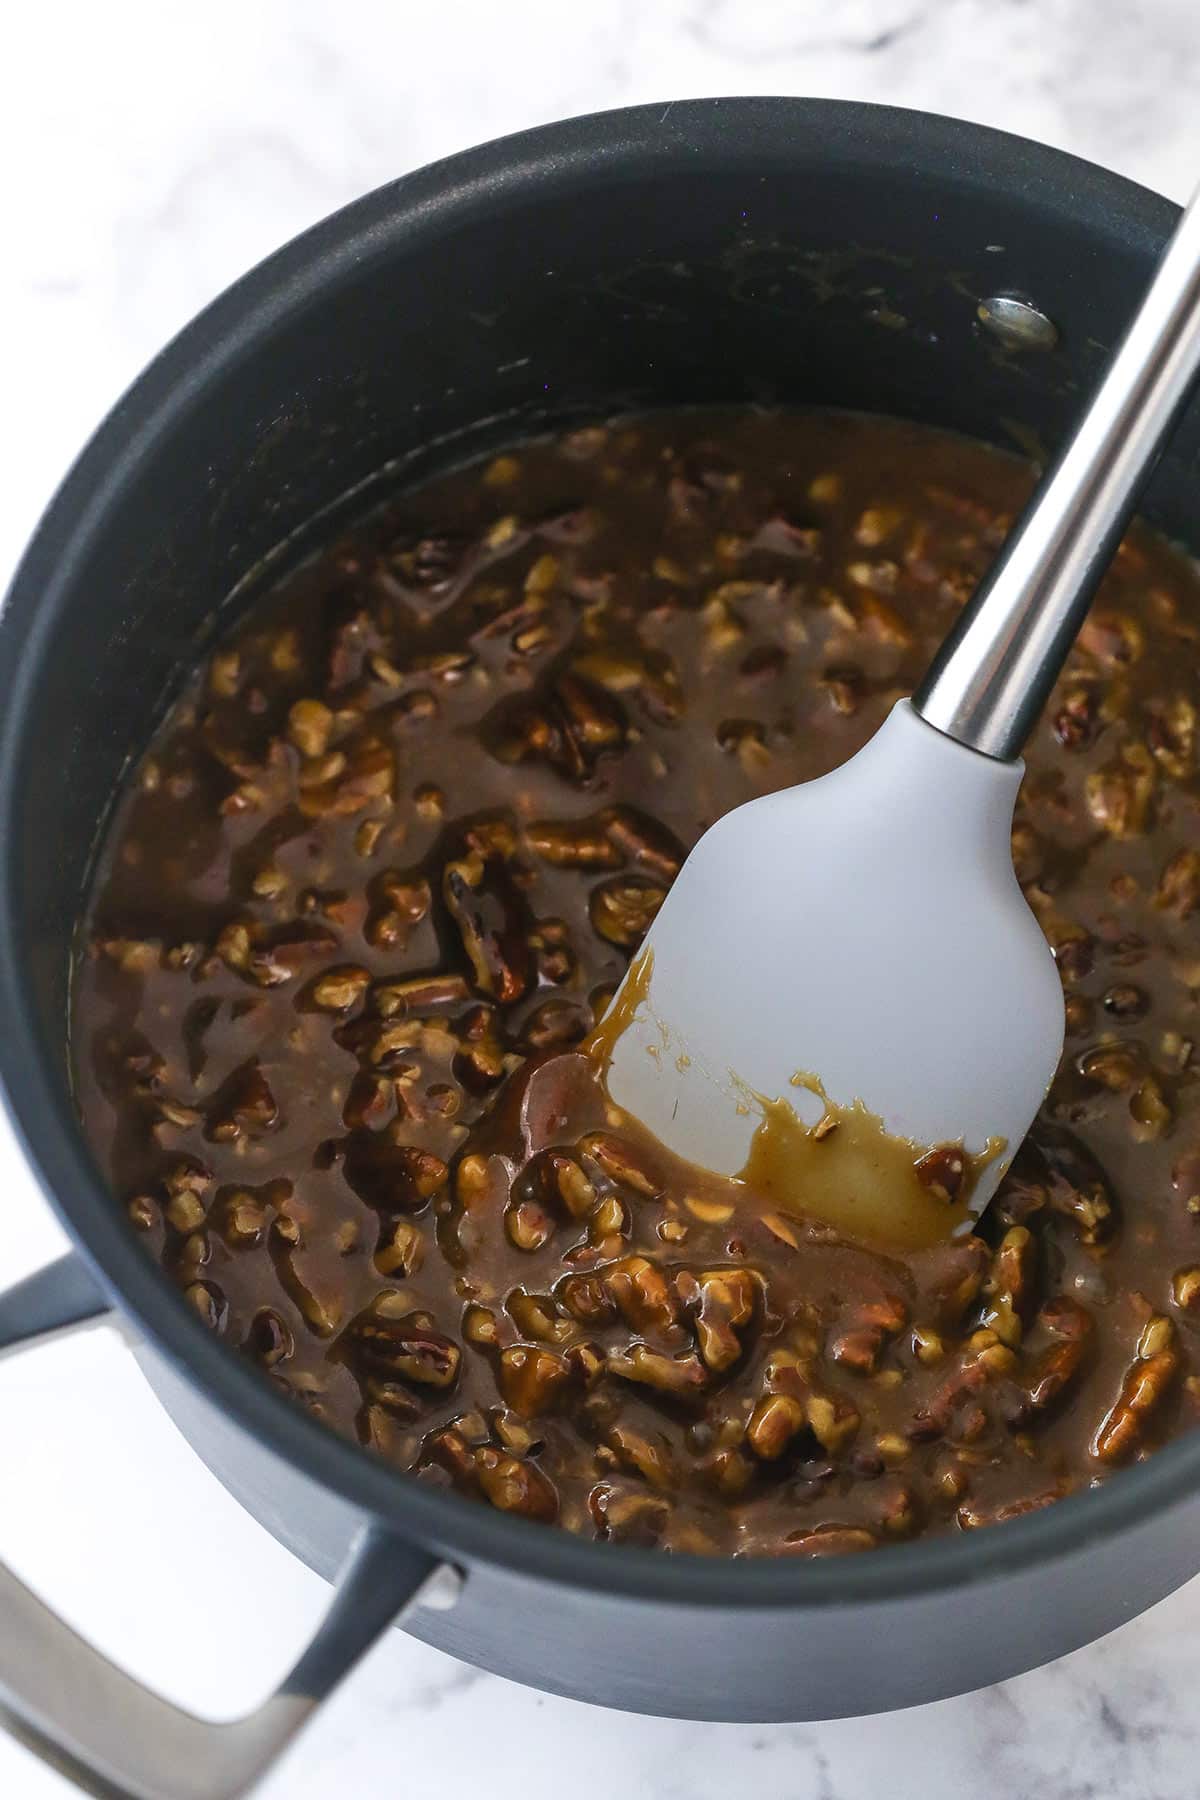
[0,1254,457,1800]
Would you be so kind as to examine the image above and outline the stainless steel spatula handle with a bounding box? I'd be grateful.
[915,185,1200,762]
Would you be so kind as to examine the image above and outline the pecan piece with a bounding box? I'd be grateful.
[588,876,668,949]
[1004,1129,1118,1247]
[956,1490,1063,1531]
[982,1226,1038,1348]
[917,1235,990,1331]
[588,1483,669,1545]
[607,1422,677,1490]
[557,1273,618,1327]
[474,1448,559,1522]
[1085,747,1155,838]
[526,817,624,870]
[204,1060,279,1142]
[778,1526,877,1557]
[287,698,334,758]
[1078,608,1143,667]
[442,851,531,1003]
[247,925,340,987]
[365,873,430,952]
[828,1293,908,1373]
[579,1132,664,1198]
[806,1391,861,1455]
[342,1137,448,1213]
[453,1004,508,1093]
[1093,1317,1180,1463]
[488,672,626,781]
[498,1345,571,1415]
[517,997,592,1052]
[608,1344,709,1397]
[747,1392,807,1460]
[602,807,685,880]
[607,1255,681,1336]
[677,1268,759,1372]
[507,1290,576,1345]
[375,972,470,1016]
[1157,849,1200,919]
[914,1145,966,1205]
[519,1149,598,1221]
[345,1309,461,1390]
[310,965,371,1012]
[1052,685,1100,750]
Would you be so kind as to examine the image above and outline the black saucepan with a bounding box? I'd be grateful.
[1,98,1197,1800]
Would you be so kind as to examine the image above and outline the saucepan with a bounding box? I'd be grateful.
[1,97,1198,1800]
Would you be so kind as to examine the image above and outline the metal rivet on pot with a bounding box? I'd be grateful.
[413,1561,466,1613]
[977,295,1059,351]
[977,295,1059,352]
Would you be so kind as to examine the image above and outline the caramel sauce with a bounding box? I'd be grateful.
[585,953,1002,1249]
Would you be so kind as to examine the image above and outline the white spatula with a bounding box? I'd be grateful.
[604,185,1200,1235]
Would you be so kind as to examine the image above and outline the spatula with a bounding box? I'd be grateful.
[603,184,1200,1239]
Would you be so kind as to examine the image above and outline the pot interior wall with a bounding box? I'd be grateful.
[8,120,1195,1121]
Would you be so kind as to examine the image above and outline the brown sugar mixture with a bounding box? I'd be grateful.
[72,409,1200,1555]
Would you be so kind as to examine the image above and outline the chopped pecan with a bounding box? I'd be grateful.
[343,1137,448,1213]
[1052,685,1100,750]
[474,1448,559,1522]
[204,1060,279,1142]
[678,1268,759,1372]
[310,965,371,1012]
[1003,1129,1118,1247]
[526,817,623,870]
[558,1272,618,1326]
[579,1132,664,1198]
[607,1422,677,1490]
[913,1146,967,1204]
[1093,1317,1180,1463]
[917,1235,990,1331]
[778,1526,877,1557]
[375,972,470,1016]
[1085,747,1155,838]
[442,851,531,1003]
[608,1344,709,1398]
[247,925,339,987]
[1078,608,1143,666]
[287,698,334,758]
[365,874,430,952]
[505,1196,556,1253]
[1156,849,1200,919]
[453,1004,508,1093]
[982,1227,1038,1347]
[588,877,668,949]
[956,1490,1063,1531]
[806,1391,861,1455]
[828,1293,908,1373]
[607,1255,682,1336]
[515,1149,598,1222]
[345,1309,461,1389]
[588,1483,669,1545]
[507,1290,576,1345]
[487,672,626,782]
[747,1392,807,1460]
[498,1345,571,1414]
[517,998,592,1052]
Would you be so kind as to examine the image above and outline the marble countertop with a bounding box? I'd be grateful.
[4,2,1200,1795]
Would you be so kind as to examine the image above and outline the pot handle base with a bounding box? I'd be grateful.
[0,1254,459,1800]
[0,1251,111,1352]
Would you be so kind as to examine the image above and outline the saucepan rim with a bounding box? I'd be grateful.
[0,94,1190,1611]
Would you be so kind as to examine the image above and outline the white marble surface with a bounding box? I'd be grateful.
[4,2,1200,1795]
